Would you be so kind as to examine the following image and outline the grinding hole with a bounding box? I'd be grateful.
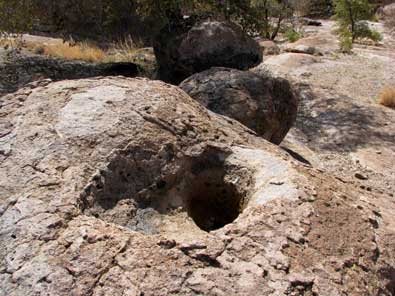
[184,168,243,232]
[80,147,249,235]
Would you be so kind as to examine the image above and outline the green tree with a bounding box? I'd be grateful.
[0,0,34,34]
[250,0,294,39]
[333,0,382,50]
[0,0,295,42]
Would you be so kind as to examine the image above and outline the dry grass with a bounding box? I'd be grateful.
[2,34,145,64]
[378,86,395,109]
[31,41,106,63]
[105,36,144,63]
[22,35,143,63]
[0,34,24,49]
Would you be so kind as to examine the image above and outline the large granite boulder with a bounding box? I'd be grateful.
[180,67,298,144]
[1,77,394,295]
[154,20,262,84]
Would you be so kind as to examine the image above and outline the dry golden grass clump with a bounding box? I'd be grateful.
[0,34,24,49]
[105,36,142,62]
[33,42,106,63]
[24,36,143,63]
[378,86,395,109]
[1,33,144,64]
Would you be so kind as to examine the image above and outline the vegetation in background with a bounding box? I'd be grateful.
[378,86,395,109]
[2,0,388,46]
[291,0,313,16]
[0,0,302,43]
[0,0,34,34]
[284,27,303,42]
[249,0,295,39]
[333,0,382,51]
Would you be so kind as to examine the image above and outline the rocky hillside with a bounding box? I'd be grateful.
[1,17,395,296]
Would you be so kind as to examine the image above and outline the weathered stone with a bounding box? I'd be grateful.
[258,40,280,55]
[284,44,321,56]
[0,50,140,96]
[154,20,262,84]
[1,77,394,295]
[302,18,323,26]
[253,53,319,78]
[383,3,395,17]
[180,67,298,144]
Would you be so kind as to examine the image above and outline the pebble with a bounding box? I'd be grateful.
[355,172,368,180]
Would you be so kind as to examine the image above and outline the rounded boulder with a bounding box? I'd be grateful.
[180,67,298,144]
[154,20,262,84]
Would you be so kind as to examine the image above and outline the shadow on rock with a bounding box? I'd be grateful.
[293,85,395,153]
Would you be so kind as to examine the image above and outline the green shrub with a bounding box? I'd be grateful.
[0,0,297,42]
[285,28,302,42]
[333,0,382,50]
[339,29,353,52]
[354,21,382,42]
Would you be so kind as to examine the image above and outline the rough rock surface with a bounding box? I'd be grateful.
[282,21,340,55]
[261,20,395,202]
[0,49,140,96]
[1,77,395,296]
[180,67,298,144]
[252,53,319,78]
[258,40,280,55]
[301,18,323,26]
[154,20,262,84]
[284,44,321,56]
[383,3,395,16]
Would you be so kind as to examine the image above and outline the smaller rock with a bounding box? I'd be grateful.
[157,239,176,249]
[355,172,368,180]
[288,273,315,285]
[258,40,280,55]
[180,67,298,144]
[284,44,320,56]
[302,18,322,26]
[253,53,318,77]
[154,20,262,84]
[383,3,395,17]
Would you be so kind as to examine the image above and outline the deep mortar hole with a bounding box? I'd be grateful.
[183,157,244,232]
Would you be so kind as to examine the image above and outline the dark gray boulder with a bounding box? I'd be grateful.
[154,20,262,84]
[302,18,323,26]
[180,67,298,144]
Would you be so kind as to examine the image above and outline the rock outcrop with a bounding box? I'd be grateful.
[383,3,395,16]
[1,77,395,296]
[284,44,321,56]
[253,53,319,78]
[180,67,298,144]
[154,20,262,84]
[258,40,280,55]
[0,50,140,96]
[302,18,323,26]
